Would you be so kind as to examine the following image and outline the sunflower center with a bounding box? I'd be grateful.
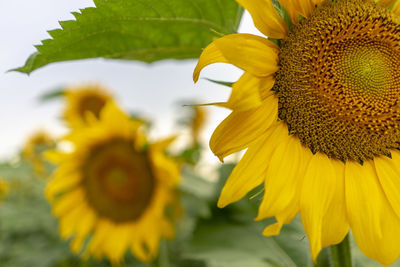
[275,0,400,162]
[83,139,155,222]
[78,95,106,119]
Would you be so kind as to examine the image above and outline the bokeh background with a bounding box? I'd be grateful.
[0,0,260,162]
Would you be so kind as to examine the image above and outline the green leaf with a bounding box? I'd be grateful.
[204,78,234,87]
[180,166,217,200]
[15,0,244,74]
[183,216,312,267]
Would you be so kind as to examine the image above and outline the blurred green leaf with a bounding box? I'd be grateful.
[183,215,311,267]
[0,160,147,267]
[180,167,216,200]
[38,88,65,103]
[15,0,244,74]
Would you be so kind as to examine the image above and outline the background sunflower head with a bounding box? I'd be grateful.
[63,84,114,128]
[46,103,181,264]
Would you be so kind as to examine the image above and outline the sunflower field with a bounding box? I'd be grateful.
[3,0,400,266]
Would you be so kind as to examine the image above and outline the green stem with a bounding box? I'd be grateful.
[329,235,353,267]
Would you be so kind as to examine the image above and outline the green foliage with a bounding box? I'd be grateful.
[0,160,145,267]
[38,88,65,103]
[1,157,398,267]
[0,161,82,267]
[204,78,234,87]
[15,0,243,74]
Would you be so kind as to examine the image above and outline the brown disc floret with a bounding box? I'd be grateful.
[275,0,400,162]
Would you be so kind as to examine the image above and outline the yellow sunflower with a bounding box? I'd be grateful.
[63,84,114,128]
[46,103,181,263]
[194,0,400,265]
[22,130,55,175]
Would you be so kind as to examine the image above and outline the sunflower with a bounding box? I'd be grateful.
[194,0,400,265]
[46,103,181,263]
[22,130,55,175]
[63,84,114,128]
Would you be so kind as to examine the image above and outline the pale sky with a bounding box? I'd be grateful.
[0,1,258,162]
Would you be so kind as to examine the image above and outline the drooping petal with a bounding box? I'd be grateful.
[300,154,340,261]
[319,160,349,248]
[257,131,312,236]
[257,131,308,219]
[210,94,278,160]
[46,172,81,200]
[374,151,400,219]
[217,122,286,208]
[221,72,274,111]
[237,0,288,38]
[103,225,133,263]
[52,188,85,216]
[193,34,279,82]
[345,160,400,265]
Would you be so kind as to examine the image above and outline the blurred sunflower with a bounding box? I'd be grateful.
[194,0,400,265]
[0,177,8,200]
[191,106,207,145]
[22,130,55,176]
[63,84,114,128]
[46,103,181,263]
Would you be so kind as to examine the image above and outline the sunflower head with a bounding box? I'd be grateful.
[46,103,181,263]
[194,0,400,265]
[63,84,114,128]
[276,0,400,163]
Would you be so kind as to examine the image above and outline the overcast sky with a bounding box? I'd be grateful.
[0,1,259,163]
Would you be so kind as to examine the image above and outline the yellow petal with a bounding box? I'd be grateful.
[217,123,286,208]
[300,154,338,261]
[278,0,315,23]
[193,34,279,82]
[393,1,400,16]
[221,72,274,111]
[150,151,180,185]
[259,75,275,100]
[236,0,288,38]
[44,150,67,163]
[377,0,397,8]
[88,220,112,256]
[256,133,310,221]
[320,160,349,248]
[75,207,96,239]
[103,225,132,263]
[131,239,152,263]
[259,134,313,238]
[46,173,81,200]
[345,160,400,265]
[52,188,85,216]
[311,0,325,6]
[151,136,176,152]
[59,202,87,239]
[67,203,95,252]
[262,222,283,236]
[374,151,400,219]
[210,94,278,160]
